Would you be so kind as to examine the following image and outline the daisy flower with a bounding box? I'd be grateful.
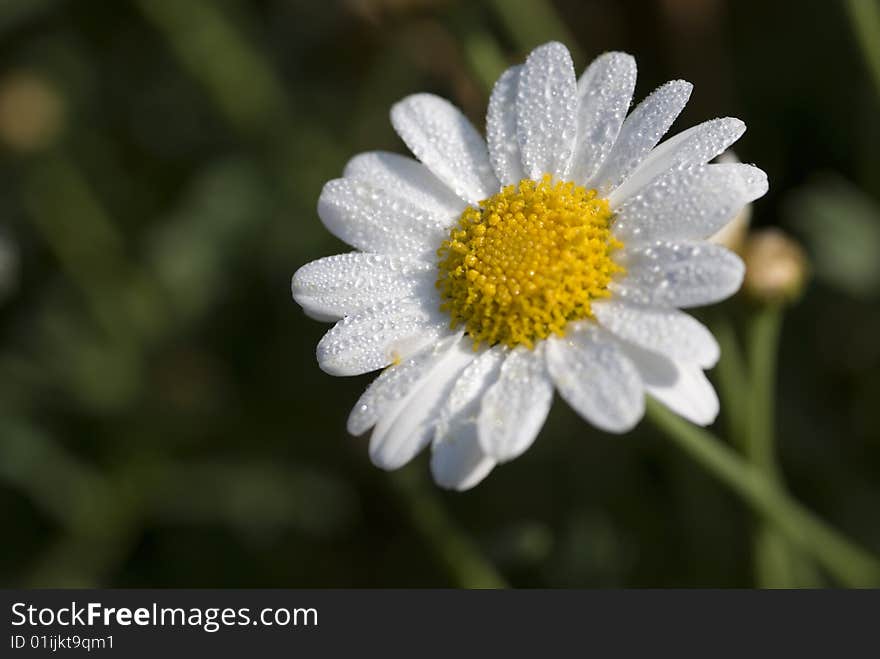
[292,42,767,490]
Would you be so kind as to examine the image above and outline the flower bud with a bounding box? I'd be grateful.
[0,72,64,152]
[709,202,751,254]
[742,228,809,303]
[709,151,752,253]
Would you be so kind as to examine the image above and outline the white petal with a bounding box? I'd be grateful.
[546,324,644,433]
[431,347,505,490]
[317,178,447,258]
[593,299,719,368]
[369,341,476,470]
[344,151,466,220]
[569,51,637,184]
[486,66,526,185]
[391,93,499,204]
[609,117,746,205]
[623,343,719,425]
[724,162,769,197]
[612,163,769,245]
[316,297,447,376]
[431,427,496,491]
[612,241,745,308]
[292,253,434,321]
[516,41,578,180]
[347,333,463,436]
[478,345,553,462]
[587,80,693,194]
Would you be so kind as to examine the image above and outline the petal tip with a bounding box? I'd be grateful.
[531,40,570,56]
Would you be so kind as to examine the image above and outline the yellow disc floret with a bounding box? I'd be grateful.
[436,175,623,349]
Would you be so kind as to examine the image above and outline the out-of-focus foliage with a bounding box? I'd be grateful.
[787,175,880,299]
[1,0,879,587]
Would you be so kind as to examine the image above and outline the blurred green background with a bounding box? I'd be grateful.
[1,0,879,587]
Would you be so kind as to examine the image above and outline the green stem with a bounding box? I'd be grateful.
[135,0,291,136]
[745,305,821,587]
[844,0,880,98]
[647,399,880,587]
[391,467,508,588]
[484,0,582,61]
[460,21,509,93]
[746,306,783,478]
[0,419,143,586]
[712,315,750,449]
[23,152,167,342]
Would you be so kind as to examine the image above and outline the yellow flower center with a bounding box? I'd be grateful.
[436,175,623,349]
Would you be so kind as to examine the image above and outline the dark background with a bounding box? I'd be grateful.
[1,0,879,587]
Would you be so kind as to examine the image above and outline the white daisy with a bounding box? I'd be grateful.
[292,42,767,491]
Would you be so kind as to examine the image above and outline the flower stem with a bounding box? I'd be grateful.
[646,399,880,587]
[844,0,880,98]
[746,307,790,587]
[712,315,750,448]
[746,306,782,478]
[391,467,508,588]
[484,0,582,60]
[744,305,821,587]
[718,312,799,586]
[135,0,291,135]
[459,17,509,93]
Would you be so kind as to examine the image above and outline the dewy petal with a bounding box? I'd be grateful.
[609,117,746,205]
[593,299,720,368]
[612,163,769,245]
[431,425,496,491]
[569,51,637,184]
[546,324,644,433]
[347,333,464,436]
[612,241,745,308]
[516,42,578,180]
[725,161,769,198]
[318,178,448,258]
[622,343,719,426]
[369,341,476,471]
[587,80,693,194]
[316,297,447,376]
[431,347,505,491]
[344,151,466,220]
[391,93,499,204]
[486,65,526,186]
[478,345,554,462]
[292,253,434,321]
